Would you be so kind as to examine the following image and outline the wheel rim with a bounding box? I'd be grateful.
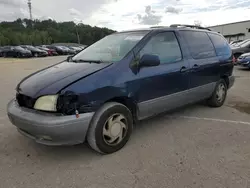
[103,113,128,146]
[34,53,38,57]
[216,83,226,102]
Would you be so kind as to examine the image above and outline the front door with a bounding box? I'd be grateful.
[135,31,190,120]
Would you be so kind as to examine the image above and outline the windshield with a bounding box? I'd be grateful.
[60,46,69,50]
[40,47,49,50]
[72,31,148,63]
[14,46,25,50]
[26,46,38,50]
[58,46,65,50]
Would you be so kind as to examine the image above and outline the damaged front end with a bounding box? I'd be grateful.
[56,91,98,116]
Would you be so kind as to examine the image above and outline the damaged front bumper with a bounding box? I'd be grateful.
[7,99,94,146]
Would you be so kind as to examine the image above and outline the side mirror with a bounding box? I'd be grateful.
[139,54,160,67]
[66,55,73,62]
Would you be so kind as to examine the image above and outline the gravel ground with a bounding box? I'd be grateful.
[0,57,250,188]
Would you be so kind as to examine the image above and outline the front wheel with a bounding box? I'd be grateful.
[87,102,133,154]
[207,79,227,107]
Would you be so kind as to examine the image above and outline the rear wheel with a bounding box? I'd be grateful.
[87,102,133,154]
[34,53,38,57]
[207,79,227,107]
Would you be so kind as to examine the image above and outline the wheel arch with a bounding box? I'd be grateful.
[220,75,229,88]
[106,96,138,122]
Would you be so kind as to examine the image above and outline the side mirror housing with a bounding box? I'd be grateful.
[139,54,160,67]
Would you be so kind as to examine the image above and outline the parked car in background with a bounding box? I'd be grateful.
[44,45,68,55]
[231,39,250,58]
[59,46,76,55]
[230,40,243,46]
[78,45,87,50]
[237,52,250,69]
[21,45,48,57]
[69,46,82,53]
[0,47,3,57]
[1,46,32,58]
[37,46,58,56]
[7,25,234,154]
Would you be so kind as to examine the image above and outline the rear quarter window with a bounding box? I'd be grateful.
[180,31,216,59]
[208,33,231,56]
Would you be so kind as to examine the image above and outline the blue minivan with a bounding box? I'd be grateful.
[7,25,235,154]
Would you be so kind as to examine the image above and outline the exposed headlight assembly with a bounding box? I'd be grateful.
[34,95,58,112]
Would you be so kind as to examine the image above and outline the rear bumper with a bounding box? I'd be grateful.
[228,75,235,89]
[7,99,94,146]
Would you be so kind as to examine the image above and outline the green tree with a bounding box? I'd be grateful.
[0,18,115,46]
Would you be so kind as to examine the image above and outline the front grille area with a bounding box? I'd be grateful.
[16,93,35,109]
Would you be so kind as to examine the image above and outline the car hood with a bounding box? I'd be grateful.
[231,46,240,50]
[231,46,243,53]
[240,52,250,57]
[17,61,112,98]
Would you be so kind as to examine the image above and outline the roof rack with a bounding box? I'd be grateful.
[150,26,168,29]
[169,24,211,31]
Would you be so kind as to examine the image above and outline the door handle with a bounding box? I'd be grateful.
[192,64,199,69]
[180,66,188,73]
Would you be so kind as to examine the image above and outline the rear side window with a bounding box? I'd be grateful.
[208,33,231,56]
[180,31,216,59]
[140,32,182,64]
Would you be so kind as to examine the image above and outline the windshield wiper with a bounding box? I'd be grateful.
[71,59,102,64]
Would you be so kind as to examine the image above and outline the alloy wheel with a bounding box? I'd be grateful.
[216,83,226,102]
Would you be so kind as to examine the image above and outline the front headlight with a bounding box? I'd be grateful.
[34,95,58,111]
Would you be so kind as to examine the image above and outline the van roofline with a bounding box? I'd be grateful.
[116,26,218,34]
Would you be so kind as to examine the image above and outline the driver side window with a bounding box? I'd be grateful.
[140,32,182,64]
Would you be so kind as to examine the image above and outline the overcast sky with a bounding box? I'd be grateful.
[0,0,250,30]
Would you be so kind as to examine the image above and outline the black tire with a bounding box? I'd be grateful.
[207,79,227,107]
[87,102,133,154]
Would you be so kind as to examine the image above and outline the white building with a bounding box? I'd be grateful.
[209,20,250,42]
